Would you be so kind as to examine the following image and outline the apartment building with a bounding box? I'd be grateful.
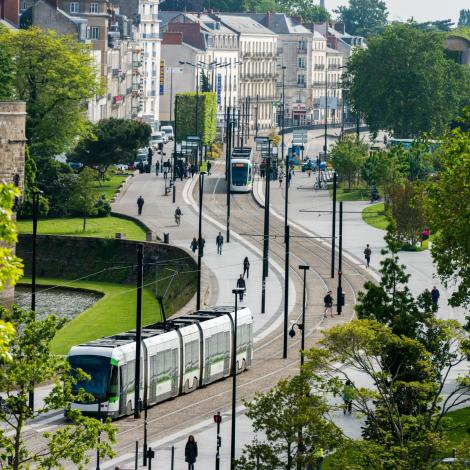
[21,0,141,122]
[112,0,161,129]
[159,12,239,124]
[217,14,277,130]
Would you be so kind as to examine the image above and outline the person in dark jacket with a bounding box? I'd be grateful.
[236,274,246,301]
[207,161,212,175]
[216,232,224,255]
[137,196,144,215]
[364,244,371,268]
[431,286,440,311]
[323,290,333,318]
[243,257,250,279]
[185,435,198,470]
[190,237,198,253]
[155,160,160,176]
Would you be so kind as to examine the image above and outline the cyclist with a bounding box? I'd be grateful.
[175,206,182,225]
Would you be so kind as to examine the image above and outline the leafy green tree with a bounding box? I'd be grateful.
[200,70,211,92]
[305,318,470,468]
[69,118,151,180]
[458,9,470,27]
[389,181,426,246]
[0,27,101,160]
[0,184,23,293]
[242,0,280,13]
[0,33,15,100]
[361,150,391,187]
[236,373,342,470]
[280,1,330,22]
[0,306,116,469]
[334,0,388,37]
[425,108,470,308]
[412,18,454,32]
[68,168,99,231]
[346,23,470,138]
[330,135,368,189]
[175,92,217,145]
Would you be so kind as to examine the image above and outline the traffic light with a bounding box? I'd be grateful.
[213,413,222,424]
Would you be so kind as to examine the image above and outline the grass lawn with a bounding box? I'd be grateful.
[92,173,130,200]
[362,202,388,230]
[20,277,161,355]
[442,407,470,453]
[17,215,146,240]
[329,186,371,202]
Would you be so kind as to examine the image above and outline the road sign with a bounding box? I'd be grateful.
[187,135,200,142]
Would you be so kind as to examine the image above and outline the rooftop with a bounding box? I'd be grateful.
[217,14,276,36]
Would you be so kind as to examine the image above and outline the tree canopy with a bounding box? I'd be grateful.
[69,118,151,179]
[0,27,101,160]
[347,23,470,138]
[458,9,470,27]
[330,136,368,189]
[0,32,15,100]
[334,0,388,37]
[425,108,470,308]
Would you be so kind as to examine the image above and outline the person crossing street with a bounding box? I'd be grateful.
[137,195,144,215]
[243,257,250,279]
[236,274,246,301]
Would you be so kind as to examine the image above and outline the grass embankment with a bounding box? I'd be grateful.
[20,277,161,355]
[329,185,371,202]
[362,202,388,230]
[442,407,470,454]
[17,216,146,240]
[91,173,129,200]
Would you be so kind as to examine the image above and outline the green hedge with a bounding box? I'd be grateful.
[175,92,217,145]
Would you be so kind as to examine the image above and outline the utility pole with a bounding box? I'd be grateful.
[172,96,178,183]
[261,149,271,314]
[134,244,143,419]
[226,109,232,244]
[324,65,328,157]
[331,171,337,279]
[197,172,205,309]
[283,224,289,359]
[337,201,344,315]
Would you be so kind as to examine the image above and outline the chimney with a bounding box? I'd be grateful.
[265,12,273,28]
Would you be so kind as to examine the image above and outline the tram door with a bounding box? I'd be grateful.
[119,364,127,415]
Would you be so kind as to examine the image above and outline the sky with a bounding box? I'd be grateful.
[325,0,467,24]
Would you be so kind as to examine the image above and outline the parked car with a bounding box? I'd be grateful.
[161,125,174,141]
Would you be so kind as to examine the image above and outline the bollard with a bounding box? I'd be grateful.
[171,446,175,470]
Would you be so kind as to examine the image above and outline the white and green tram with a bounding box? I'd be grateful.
[67,306,253,419]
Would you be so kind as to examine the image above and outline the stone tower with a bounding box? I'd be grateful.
[0,101,27,307]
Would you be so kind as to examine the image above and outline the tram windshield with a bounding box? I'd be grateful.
[232,163,249,185]
[69,355,113,399]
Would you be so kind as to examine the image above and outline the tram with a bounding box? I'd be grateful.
[67,307,253,419]
[230,147,253,193]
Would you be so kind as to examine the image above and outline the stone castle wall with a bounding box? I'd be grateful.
[0,101,27,307]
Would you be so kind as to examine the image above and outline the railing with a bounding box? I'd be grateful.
[142,33,159,39]
[296,82,306,88]
[298,48,307,54]
[314,64,325,70]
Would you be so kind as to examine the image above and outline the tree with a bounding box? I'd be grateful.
[236,373,343,470]
[361,149,392,188]
[425,108,470,308]
[200,70,211,92]
[0,27,101,160]
[68,168,99,231]
[346,23,470,138]
[175,92,217,145]
[412,19,454,32]
[334,0,388,37]
[458,9,470,27]
[0,33,15,100]
[279,1,331,23]
[389,181,426,246]
[305,319,470,468]
[69,119,152,180]
[330,136,368,189]
[0,306,116,468]
[0,183,23,361]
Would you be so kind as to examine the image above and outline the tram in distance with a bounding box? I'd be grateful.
[230,147,253,193]
[67,307,253,419]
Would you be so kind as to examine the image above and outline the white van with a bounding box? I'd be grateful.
[161,125,174,141]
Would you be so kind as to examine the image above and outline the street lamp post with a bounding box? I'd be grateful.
[337,201,344,315]
[289,265,309,366]
[197,172,206,310]
[231,287,244,470]
[324,65,328,157]
[331,171,337,279]
[134,244,144,419]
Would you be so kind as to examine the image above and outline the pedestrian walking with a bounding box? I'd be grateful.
[216,232,224,255]
[190,237,198,253]
[137,195,144,215]
[198,236,205,255]
[185,435,198,470]
[323,290,333,318]
[236,274,246,301]
[207,161,212,175]
[155,160,160,176]
[190,164,196,178]
[243,256,250,279]
[364,244,371,268]
[342,380,354,414]
[163,165,168,180]
[431,286,440,311]
[278,172,284,188]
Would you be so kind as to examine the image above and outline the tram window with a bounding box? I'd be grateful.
[185,340,199,372]
[69,355,111,397]
[127,360,135,393]
[232,164,248,185]
[108,366,118,397]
